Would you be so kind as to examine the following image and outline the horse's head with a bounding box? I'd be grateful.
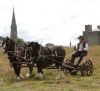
[4,37,15,53]
[29,42,40,49]
[21,42,40,62]
[28,41,40,57]
[24,45,32,61]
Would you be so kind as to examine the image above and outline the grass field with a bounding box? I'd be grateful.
[0,46,100,91]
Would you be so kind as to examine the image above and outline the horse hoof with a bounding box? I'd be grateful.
[39,74,44,80]
[36,73,44,80]
[20,74,25,79]
[16,76,21,80]
[38,77,44,80]
[25,73,32,78]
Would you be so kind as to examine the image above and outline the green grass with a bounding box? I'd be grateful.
[0,46,100,91]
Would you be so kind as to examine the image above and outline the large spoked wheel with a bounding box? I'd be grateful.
[80,60,93,76]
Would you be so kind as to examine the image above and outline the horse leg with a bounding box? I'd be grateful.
[55,66,61,80]
[29,64,33,75]
[13,64,21,80]
[26,64,33,78]
[40,69,44,79]
[37,67,44,80]
[18,64,25,79]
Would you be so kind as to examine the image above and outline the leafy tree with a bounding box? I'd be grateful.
[16,38,24,45]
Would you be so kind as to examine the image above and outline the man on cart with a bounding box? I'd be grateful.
[70,36,89,66]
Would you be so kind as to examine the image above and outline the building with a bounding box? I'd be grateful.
[83,25,100,46]
[10,8,17,42]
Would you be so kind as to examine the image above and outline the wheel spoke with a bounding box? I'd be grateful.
[80,60,93,76]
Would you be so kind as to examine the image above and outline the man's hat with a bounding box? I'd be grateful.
[77,36,84,39]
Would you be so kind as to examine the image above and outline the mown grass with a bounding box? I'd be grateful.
[0,46,100,91]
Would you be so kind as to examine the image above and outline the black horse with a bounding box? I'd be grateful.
[3,37,33,79]
[28,42,66,79]
[2,37,21,79]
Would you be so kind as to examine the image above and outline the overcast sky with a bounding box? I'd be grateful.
[0,0,100,46]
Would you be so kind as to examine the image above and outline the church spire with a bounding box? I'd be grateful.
[12,8,16,25]
[10,8,17,41]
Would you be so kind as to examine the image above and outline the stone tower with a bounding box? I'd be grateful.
[83,25,100,46]
[10,8,17,41]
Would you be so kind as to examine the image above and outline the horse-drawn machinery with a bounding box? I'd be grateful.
[63,58,93,76]
[11,51,93,77]
[2,37,93,79]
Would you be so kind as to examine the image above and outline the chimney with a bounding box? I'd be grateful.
[97,25,100,30]
[85,25,92,32]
